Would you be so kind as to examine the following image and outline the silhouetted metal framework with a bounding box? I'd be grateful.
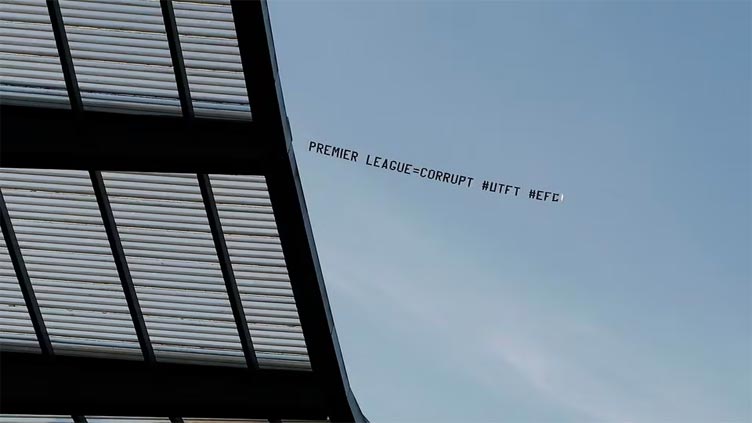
[0,1,365,421]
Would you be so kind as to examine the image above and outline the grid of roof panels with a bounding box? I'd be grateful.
[0,170,312,369]
[0,0,70,108]
[58,0,182,115]
[210,175,310,370]
[0,0,253,119]
[0,169,143,360]
[173,0,251,120]
[0,233,40,353]
[102,172,246,367]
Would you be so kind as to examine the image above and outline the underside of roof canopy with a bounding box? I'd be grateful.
[0,1,366,421]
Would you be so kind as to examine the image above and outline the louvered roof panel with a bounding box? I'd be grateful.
[173,0,251,120]
[210,174,310,370]
[0,0,70,109]
[0,168,143,360]
[102,172,247,367]
[58,0,182,115]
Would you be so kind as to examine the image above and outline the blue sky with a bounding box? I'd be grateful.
[267,1,751,421]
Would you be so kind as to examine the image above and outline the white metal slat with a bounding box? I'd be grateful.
[0,169,143,359]
[0,416,73,423]
[173,0,251,120]
[86,418,169,423]
[183,419,267,423]
[209,174,311,370]
[0,1,69,108]
[0,235,40,353]
[102,172,247,367]
[58,0,181,115]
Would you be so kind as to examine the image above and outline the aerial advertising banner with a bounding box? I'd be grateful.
[308,141,564,204]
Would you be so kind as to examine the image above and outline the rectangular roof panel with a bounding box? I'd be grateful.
[58,0,182,115]
[0,169,143,360]
[102,172,247,367]
[0,0,70,109]
[0,230,40,353]
[210,174,310,370]
[174,0,252,120]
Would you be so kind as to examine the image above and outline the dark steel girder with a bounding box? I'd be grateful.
[0,105,277,174]
[160,0,193,118]
[0,351,328,419]
[90,171,156,363]
[230,1,366,421]
[46,0,82,112]
[198,173,259,370]
[0,190,53,356]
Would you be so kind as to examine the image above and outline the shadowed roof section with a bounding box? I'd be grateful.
[0,0,365,421]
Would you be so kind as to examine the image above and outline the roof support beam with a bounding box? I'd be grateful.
[46,0,82,112]
[90,171,156,363]
[0,351,328,419]
[0,105,276,174]
[0,190,53,356]
[230,1,365,421]
[197,174,259,370]
[265,152,365,422]
[160,0,193,118]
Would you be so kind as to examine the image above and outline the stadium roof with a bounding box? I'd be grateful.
[0,1,366,421]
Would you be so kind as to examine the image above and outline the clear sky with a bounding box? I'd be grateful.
[267,1,751,421]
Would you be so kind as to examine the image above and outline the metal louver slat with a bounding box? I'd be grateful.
[183,420,328,423]
[0,416,73,423]
[0,233,40,353]
[183,420,267,423]
[210,174,311,370]
[0,169,143,360]
[87,418,169,423]
[0,1,70,108]
[102,172,246,367]
[58,0,181,115]
[173,0,251,120]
